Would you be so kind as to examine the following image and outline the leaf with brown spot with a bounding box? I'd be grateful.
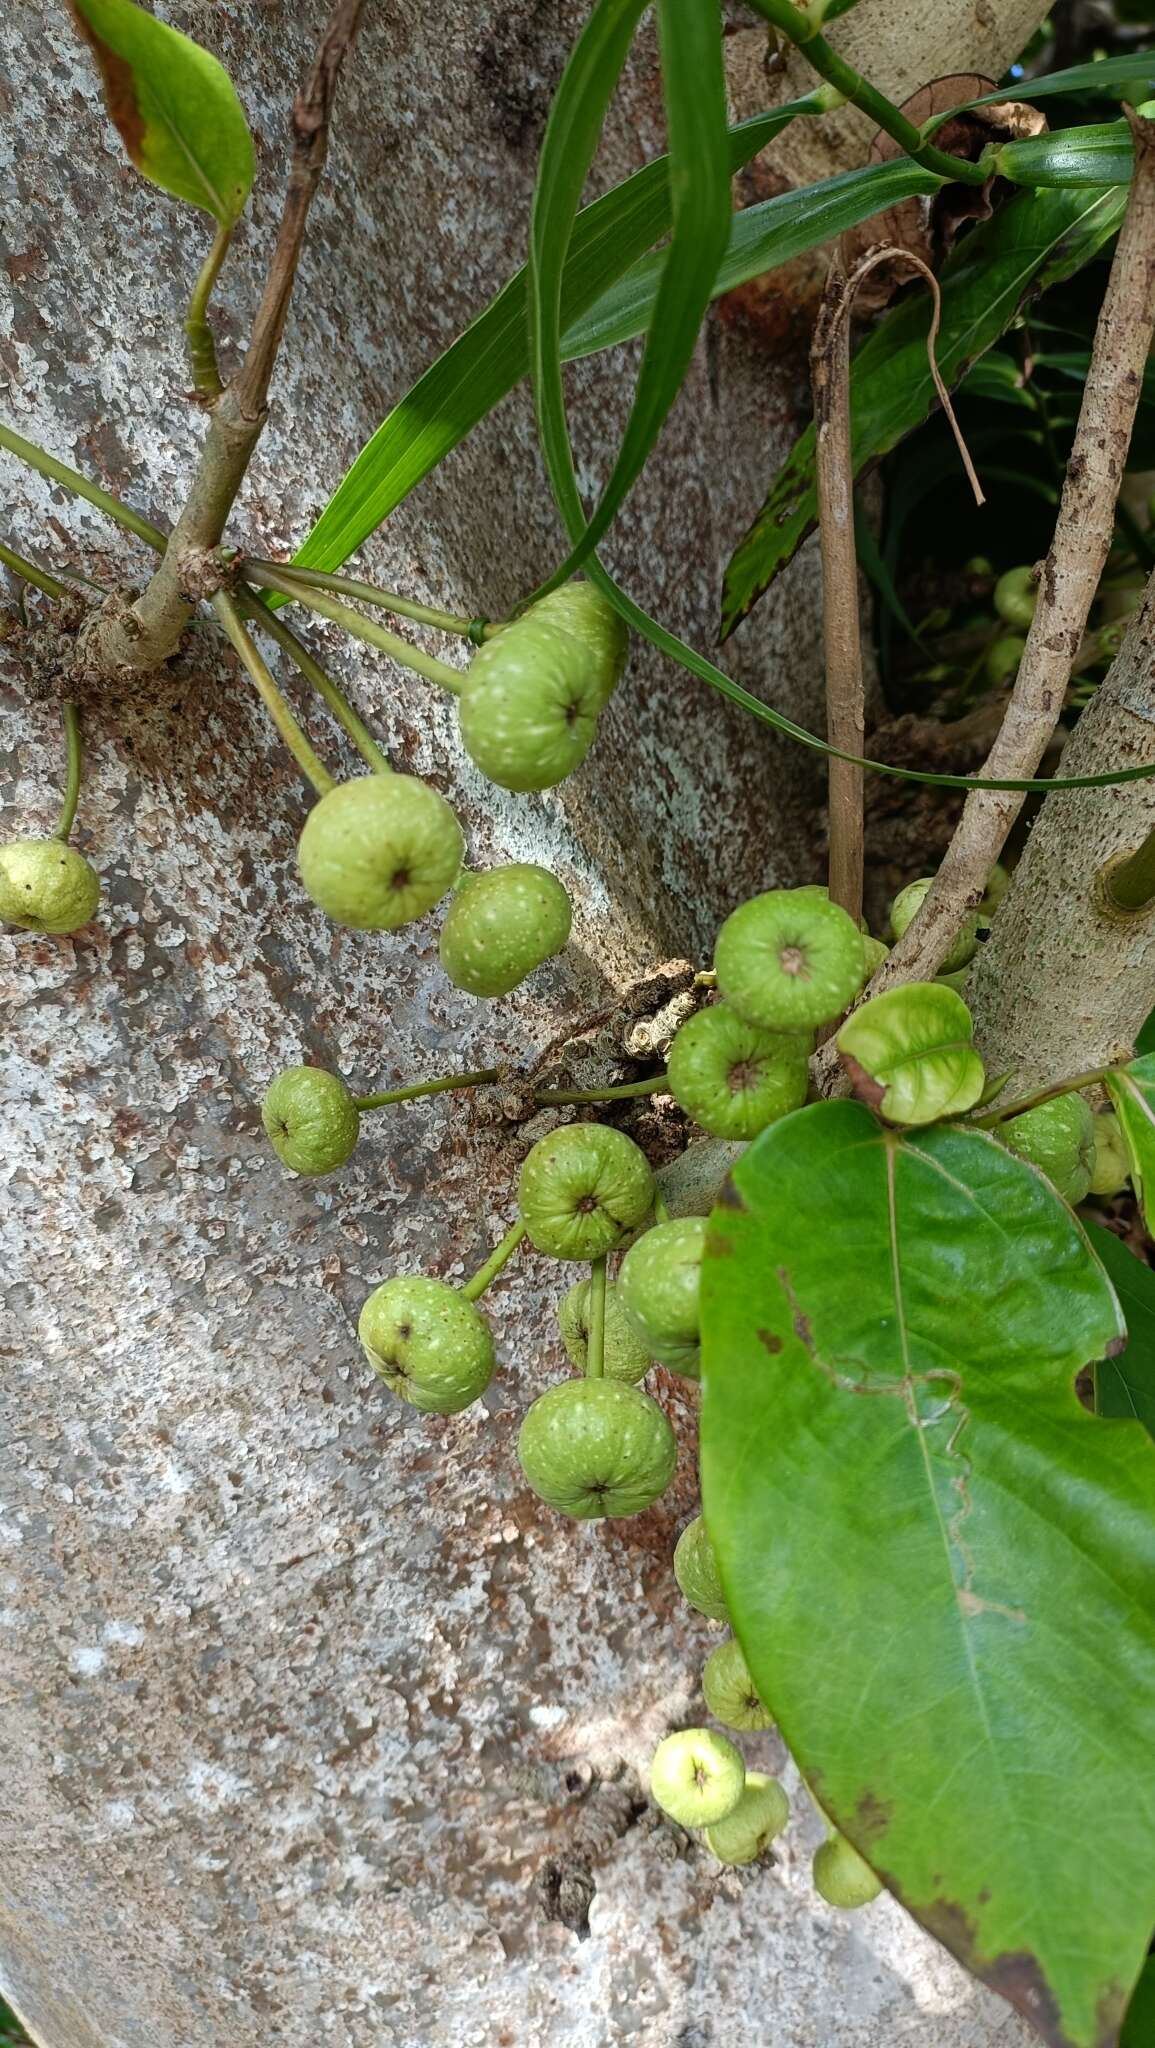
[68,0,254,224]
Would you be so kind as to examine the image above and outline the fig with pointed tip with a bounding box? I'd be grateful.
[666,1003,810,1141]
[705,1774,789,1866]
[0,838,101,935]
[994,564,1038,631]
[297,774,464,930]
[889,878,978,973]
[358,1275,495,1414]
[1001,1092,1096,1205]
[715,890,864,1034]
[518,1122,654,1260]
[517,1377,675,1518]
[617,1217,706,1376]
[262,1065,360,1175]
[812,1832,883,1909]
[459,616,602,791]
[702,1634,773,1732]
[439,863,572,998]
[673,1515,729,1622]
[558,1276,651,1384]
[529,582,629,711]
[1089,1110,1131,1198]
[649,1727,745,1829]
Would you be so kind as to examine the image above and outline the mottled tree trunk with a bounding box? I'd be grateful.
[1,4,1042,2044]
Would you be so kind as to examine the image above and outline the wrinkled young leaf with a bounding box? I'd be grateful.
[721,182,1126,635]
[1107,1054,1155,1236]
[1089,1225,1155,1439]
[701,1101,1155,2048]
[836,985,984,1125]
[68,0,254,224]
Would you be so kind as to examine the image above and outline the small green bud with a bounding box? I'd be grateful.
[262,1065,360,1175]
[705,1774,789,1866]
[649,1727,746,1829]
[358,1274,495,1414]
[617,1217,706,1376]
[993,565,1038,632]
[518,1122,654,1260]
[889,878,978,973]
[517,1377,676,1518]
[0,838,101,935]
[715,889,865,1034]
[666,1002,810,1142]
[812,1832,883,1909]
[297,775,464,930]
[439,863,572,998]
[459,616,602,790]
[1088,1110,1131,1199]
[702,1634,773,1732]
[673,1515,729,1621]
[558,1276,651,1383]
[985,634,1027,687]
[1000,1092,1096,1205]
[527,582,629,711]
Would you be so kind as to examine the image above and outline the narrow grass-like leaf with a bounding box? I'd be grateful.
[997,118,1135,188]
[943,52,1155,113]
[67,0,254,223]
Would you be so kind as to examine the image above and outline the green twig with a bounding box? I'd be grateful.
[185,222,234,401]
[0,538,67,600]
[1099,830,1155,913]
[0,423,167,550]
[54,703,83,843]
[353,1068,501,1110]
[586,1255,608,1379]
[535,1074,668,1105]
[238,589,393,776]
[212,589,336,796]
[242,559,487,638]
[243,566,468,694]
[973,1065,1114,1128]
[461,1218,528,1302]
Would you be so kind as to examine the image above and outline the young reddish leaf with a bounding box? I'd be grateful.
[68,0,255,224]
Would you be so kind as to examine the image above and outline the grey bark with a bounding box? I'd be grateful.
[1,3,1040,2044]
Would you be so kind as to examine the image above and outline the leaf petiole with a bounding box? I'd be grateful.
[462,1219,528,1303]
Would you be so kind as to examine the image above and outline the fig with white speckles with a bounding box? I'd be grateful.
[0,837,100,934]
[558,1276,651,1383]
[715,890,864,1033]
[297,774,464,930]
[439,863,572,998]
[666,1002,809,1141]
[705,1773,789,1865]
[649,1728,745,1828]
[528,582,629,710]
[673,1516,729,1622]
[518,1122,654,1260]
[262,1065,360,1175]
[358,1275,495,1414]
[889,878,978,973]
[812,1832,883,1908]
[617,1217,705,1376]
[458,616,602,790]
[517,1377,675,1518]
[702,1635,773,1732]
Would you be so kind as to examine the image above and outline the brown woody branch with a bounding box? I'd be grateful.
[82,0,368,677]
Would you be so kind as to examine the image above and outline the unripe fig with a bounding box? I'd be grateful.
[0,838,100,935]
[702,1634,773,1732]
[528,582,629,710]
[297,775,464,930]
[980,860,1011,920]
[812,1832,883,1909]
[517,1377,675,1518]
[985,634,1026,687]
[1001,1092,1096,1205]
[358,1274,495,1414]
[715,890,865,1034]
[1089,1109,1131,1198]
[649,1727,746,1828]
[558,1276,651,1383]
[673,1515,729,1621]
[617,1217,706,1376]
[666,1003,809,1141]
[705,1773,789,1866]
[518,1122,654,1260]
[860,933,889,977]
[262,1065,360,1175]
[439,863,572,998]
[889,878,978,973]
[994,564,1038,631]
[459,616,602,790]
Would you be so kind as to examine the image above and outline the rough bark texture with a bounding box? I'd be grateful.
[1,4,1039,2044]
[969,577,1155,1094]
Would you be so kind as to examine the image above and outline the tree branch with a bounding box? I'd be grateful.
[84,0,368,676]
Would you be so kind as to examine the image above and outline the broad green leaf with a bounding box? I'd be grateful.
[836,985,985,1124]
[529,0,732,594]
[998,120,1135,190]
[286,95,821,585]
[1107,1055,1155,1235]
[68,0,254,224]
[701,1101,1155,2048]
[721,183,1126,636]
[1089,1225,1155,1439]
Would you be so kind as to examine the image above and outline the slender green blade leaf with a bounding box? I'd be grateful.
[701,1101,1155,2048]
[67,0,254,223]
[1089,1225,1155,1439]
[286,97,818,585]
[952,54,1155,112]
[1107,1055,1155,1236]
[998,119,1135,189]
[721,183,1127,636]
[532,0,732,592]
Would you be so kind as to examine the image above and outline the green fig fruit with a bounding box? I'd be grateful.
[517,1377,675,1518]
[439,862,572,998]
[0,838,101,935]
[297,775,463,930]
[261,1065,360,1175]
[358,1274,495,1414]
[518,1122,654,1260]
